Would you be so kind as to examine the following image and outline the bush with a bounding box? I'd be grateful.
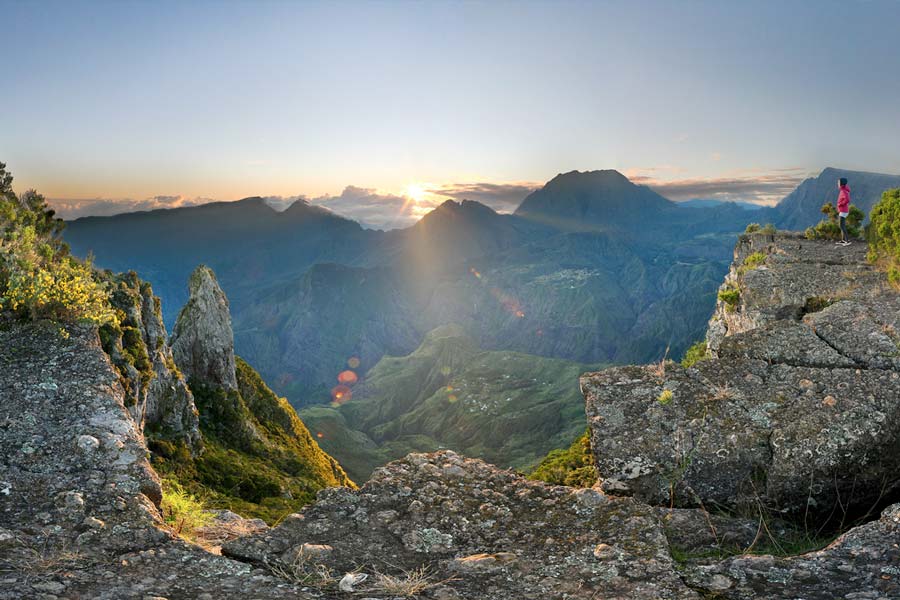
[745,223,761,234]
[717,285,740,311]
[738,251,767,276]
[681,340,708,368]
[867,188,900,288]
[0,162,114,324]
[160,479,214,541]
[528,430,596,488]
[805,202,864,240]
[657,389,674,404]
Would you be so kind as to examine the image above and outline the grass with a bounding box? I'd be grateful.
[372,566,440,597]
[266,550,340,588]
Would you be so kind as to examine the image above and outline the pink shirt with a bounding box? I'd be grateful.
[837,185,851,214]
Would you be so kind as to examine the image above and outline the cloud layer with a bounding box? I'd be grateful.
[49,170,810,224]
[630,169,810,206]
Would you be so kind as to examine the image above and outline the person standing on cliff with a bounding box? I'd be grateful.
[836,177,851,246]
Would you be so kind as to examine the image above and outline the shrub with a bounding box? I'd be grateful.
[867,188,900,288]
[657,389,674,405]
[805,202,864,240]
[160,479,213,541]
[738,251,767,276]
[528,431,596,487]
[760,223,777,234]
[0,162,114,324]
[745,223,761,234]
[717,285,740,311]
[681,340,708,368]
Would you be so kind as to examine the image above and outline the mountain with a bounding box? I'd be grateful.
[677,199,763,210]
[514,169,676,232]
[65,169,757,407]
[772,167,900,230]
[299,325,597,482]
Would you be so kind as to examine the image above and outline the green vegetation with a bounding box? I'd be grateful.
[680,340,708,368]
[301,325,597,483]
[657,389,674,405]
[159,479,214,542]
[717,285,740,311]
[737,251,767,277]
[528,430,596,488]
[0,162,114,324]
[151,357,354,523]
[804,202,864,240]
[866,188,900,288]
[744,223,776,235]
[97,272,159,403]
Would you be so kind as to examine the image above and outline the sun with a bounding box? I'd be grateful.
[405,183,427,204]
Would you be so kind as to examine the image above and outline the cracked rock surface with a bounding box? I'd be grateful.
[224,450,701,599]
[583,233,900,518]
[0,321,308,599]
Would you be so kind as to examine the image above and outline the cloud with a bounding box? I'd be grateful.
[427,182,539,213]
[310,186,430,230]
[629,169,809,205]
[50,195,211,220]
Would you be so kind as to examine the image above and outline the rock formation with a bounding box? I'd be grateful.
[102,271,201,451]
[170,265,238,390]
[583,232,900,518]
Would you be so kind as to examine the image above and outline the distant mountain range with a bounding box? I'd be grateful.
[64,167,900,411]
[677,199,763,210]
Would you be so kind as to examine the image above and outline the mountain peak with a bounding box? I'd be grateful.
[514,168,672,229]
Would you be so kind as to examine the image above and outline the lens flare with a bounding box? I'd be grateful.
[316,432,324,439]
[331,384,352,404]
[338,370,358,385]
[448,394,458,403]
[347,356,360,369]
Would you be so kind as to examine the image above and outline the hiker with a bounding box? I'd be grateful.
[837,177,851,246]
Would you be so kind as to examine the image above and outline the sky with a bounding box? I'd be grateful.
[3,0,900,227]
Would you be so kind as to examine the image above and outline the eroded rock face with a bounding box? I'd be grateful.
[224,451,701,599]
[170,265,238,390]
[0,321,308,599]
[583,234,900,519]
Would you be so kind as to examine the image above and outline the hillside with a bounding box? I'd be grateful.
[155,266,352,522]
[300,325,598,482]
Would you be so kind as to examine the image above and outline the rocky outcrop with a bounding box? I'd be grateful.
[224,450,701,599]
[170,265,238,390]
[583,233,900,518]
[684,502,900,599]
[102,271,201,451]
[0,320,309,599]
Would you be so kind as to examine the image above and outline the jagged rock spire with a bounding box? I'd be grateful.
[170,265,238,390]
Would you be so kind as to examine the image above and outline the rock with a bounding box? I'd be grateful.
[0,320,312,599]
[338,572,368,591]
[170,265,238,390]
[583,234,900,518]
[224,451,700,599]
[77,435,100,452]
[683,503,900,599]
